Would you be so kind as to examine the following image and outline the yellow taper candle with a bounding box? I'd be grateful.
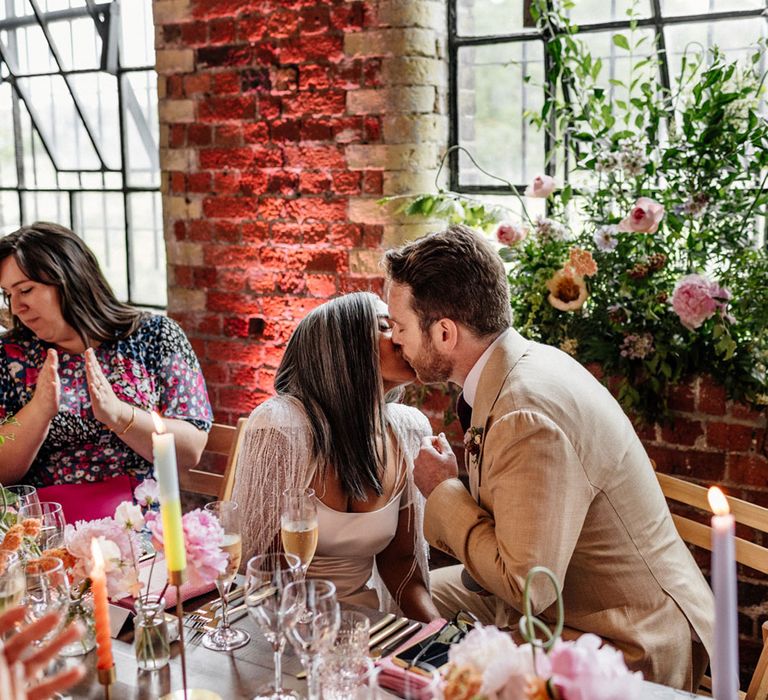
[151,411,187,573]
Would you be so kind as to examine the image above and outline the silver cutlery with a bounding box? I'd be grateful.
[370,621,422,659]
[368,616,409,648]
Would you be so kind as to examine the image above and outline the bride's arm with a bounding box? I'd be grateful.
[375,503,441,623]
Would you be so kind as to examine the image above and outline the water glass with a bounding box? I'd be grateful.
[245,552,301,700]
[316,655,378,700]
[4,485,39,511]
[281,579,340,700]
[23,556,70,643]
[0,552,25,613]
[134,595,170,670]
[18,501,66,550]
[334,610,370,658]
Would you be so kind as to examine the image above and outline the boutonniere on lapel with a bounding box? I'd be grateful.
[463,426,484,465]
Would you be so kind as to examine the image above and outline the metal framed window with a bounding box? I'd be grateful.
[0,0,164,308]
[449,0,768,201]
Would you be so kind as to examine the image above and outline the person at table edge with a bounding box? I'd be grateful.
[384,224,714,690]
[0,222,212,498]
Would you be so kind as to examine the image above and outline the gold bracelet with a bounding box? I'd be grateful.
[117,405,137,436]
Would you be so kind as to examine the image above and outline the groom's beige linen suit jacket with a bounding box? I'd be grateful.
[424,330,714,688]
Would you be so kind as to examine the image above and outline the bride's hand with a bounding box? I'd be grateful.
[29,349,60,422]
[85,348,126,430]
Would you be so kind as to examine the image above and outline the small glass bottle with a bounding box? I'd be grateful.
[134,594,170,671]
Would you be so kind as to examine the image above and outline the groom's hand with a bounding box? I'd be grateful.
[413,433,458,498]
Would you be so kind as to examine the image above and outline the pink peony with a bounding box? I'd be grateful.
[671,273,732,330]
[524,174,557,198]
[146,509,226,587]
[496,222,529,246]
[65,518,142,599]
[548,634,643,700]
[617,197,665,234]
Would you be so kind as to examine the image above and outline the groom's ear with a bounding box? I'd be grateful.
[431,318,458,352]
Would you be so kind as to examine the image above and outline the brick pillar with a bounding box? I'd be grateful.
[153,0,448,425]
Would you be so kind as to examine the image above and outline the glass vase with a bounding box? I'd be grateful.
[59,591,97,657]
[134,594,170,671]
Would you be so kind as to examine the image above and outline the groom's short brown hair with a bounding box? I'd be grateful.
[383,224,511,338]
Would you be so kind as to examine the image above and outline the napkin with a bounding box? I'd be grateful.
[115,553,216,611]
[375,618,446,699]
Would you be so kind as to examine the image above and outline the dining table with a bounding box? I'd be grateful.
[62,597,712,700]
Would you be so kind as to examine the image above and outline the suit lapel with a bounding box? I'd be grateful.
[468,329,531,495]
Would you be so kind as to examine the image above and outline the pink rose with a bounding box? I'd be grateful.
[496,222,528,245]
[671,273,732,330]
[524,174,556,198]
[617,197,665,233]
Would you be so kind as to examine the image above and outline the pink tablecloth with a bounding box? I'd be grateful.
[37,475,134,523]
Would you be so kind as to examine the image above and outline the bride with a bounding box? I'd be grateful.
[233,292,440,622]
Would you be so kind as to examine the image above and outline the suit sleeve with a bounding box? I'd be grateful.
[423,409,594,614]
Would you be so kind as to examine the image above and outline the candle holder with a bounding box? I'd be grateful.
[97,665,116,699]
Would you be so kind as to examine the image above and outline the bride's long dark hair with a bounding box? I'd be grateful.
[0,222,146,345]
[274,292,388,501]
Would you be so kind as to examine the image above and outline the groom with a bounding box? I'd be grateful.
[383,224,714,690]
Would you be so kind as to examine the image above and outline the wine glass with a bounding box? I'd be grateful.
[4,484,40,511]
[280,488,318,575]
[0,552,25,613]
[18,501,66,550]
[201,500,250,651]
[245,552,301,700]
[23,556,70,643]
[280,579,340,700]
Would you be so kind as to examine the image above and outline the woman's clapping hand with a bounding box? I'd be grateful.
[0,605,85,700]
[29,349,60,421]
[85,348,126,431]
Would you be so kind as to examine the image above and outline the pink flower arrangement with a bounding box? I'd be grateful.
[65,517,142,600]
[617,197,665,234]
[525,175,557,198]
[441,626,642,700]
[133,478,160,509]
[496,222,529,245]
[671,273,732,330]
[146,509,226,588]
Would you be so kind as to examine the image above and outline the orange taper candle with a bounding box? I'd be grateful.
[90,539,114,670]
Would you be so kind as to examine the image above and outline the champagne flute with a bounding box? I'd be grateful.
[18,501,66,550]
[201,500,250,651]
[280,579,340,700]
[245,553,301,700]
[0,552,25,613]
[280,488,318,575]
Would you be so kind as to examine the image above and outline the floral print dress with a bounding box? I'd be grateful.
[0,315,212,487]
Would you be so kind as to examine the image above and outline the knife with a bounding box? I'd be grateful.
[368,616,409,648]
[368,612,396,636]
[370,621,422,659]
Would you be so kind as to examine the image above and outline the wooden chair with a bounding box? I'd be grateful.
[179,418,247,501]
[654,468,768,699]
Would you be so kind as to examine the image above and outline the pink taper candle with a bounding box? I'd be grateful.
[708,486,739,700]
[90,539,114,670]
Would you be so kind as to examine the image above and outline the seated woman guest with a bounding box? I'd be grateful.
[233,292,440,622]
[0,222,212,519]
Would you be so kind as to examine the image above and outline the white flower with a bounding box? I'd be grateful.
[114,502,144,532]
[593,224,619,252]
[133,478,160,508]
[94,536,122,574]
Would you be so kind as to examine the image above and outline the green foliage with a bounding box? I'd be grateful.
[391,1,768,423]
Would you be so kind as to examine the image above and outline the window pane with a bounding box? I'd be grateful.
[70,73,121,170]
[457,0,531,37]
[22,190,69,223]
[73,191,128,300]
[120,0,155,68]
[660,0,765,16]
[457,41,545,187]
[0,191,20,233]
[128,192,166,307]
[123,72,160,187]
[0,83,18,188]
[569,0,652,24]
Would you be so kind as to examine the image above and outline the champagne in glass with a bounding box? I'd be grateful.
[201,501,250,651]
[280,488,318,573]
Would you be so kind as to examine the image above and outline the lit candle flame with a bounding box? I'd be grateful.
[151,410,165,434]
[708,486,730,516]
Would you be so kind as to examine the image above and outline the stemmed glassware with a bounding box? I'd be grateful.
[280,579,340,700]
[245,553,301,700]
[18,501,66,550]
[4,484,40,511]
[0,552,25,613]
[201,500,250,651]
[23,556,70,642]
[280,488,318,576]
